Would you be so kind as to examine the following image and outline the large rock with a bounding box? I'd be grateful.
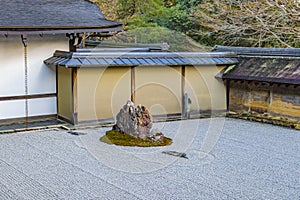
[113,100,153,139]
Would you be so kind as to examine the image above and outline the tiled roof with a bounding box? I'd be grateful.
[222,57,300,85]
[44,50,238,68]
[0,0,122,34]
[214,46,300,85]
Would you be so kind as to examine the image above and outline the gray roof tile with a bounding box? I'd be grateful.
[0,0,122,33]
[44,50,238,68]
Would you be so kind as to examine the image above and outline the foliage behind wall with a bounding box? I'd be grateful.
[92,0,300,48]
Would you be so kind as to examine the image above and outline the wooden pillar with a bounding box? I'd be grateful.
[181,65,186,116]
[72,68,78,124]
[21,34,29,129]
[131,66,136,103]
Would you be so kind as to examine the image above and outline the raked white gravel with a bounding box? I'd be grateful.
[0,118,299,199]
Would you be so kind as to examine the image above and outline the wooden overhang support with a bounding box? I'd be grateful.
[67,33,84,52]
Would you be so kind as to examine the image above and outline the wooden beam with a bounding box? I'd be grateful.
[0,93,56,101]
[131,66,136,103]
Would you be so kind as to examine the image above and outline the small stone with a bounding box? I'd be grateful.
[153,133,164,142]
[162,151,188,159]
[67,131,87,136]
[149,128,164,141]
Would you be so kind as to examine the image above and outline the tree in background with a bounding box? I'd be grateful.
[193,0,300,47]
[90,0,119,20]
[105,26,211,51]
[93,0,299,48]
[157,0,202,38]
[115,0,168,28]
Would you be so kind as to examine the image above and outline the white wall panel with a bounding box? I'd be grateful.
[0,36,25,96]
[0,34,68,120]
[28,97,57,116]
[0,100,25,120]
[0,97,57,120]
[27,35,68,94]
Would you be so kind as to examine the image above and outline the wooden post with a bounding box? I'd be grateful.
[131,66,135,103]
[72,68,78,124]
[21,34,29,129]
[181,65,186,117]
[55,65,59,120]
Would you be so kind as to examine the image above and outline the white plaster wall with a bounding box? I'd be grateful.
[27,35,68,94]
[0,35,24,96]
[28,97,57,117]
[0,100,25,119]
[0,98,56,119]
[0,34,68,120]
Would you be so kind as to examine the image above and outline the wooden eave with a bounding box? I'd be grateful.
[0,25,123,35]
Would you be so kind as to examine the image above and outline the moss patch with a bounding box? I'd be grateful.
[227,112,300,130]
[100,130,172,147]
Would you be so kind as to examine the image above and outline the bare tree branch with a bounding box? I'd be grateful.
[193,0,300,47]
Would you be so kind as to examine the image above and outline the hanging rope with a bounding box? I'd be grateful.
[21,35,29,129]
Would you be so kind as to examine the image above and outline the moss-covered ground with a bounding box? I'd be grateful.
[100,130,173,147]
[227,112,300,130]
